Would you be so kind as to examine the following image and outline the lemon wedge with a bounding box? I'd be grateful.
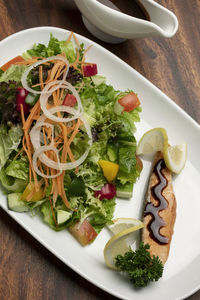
[164,143,187,174]
[136,128,187,174]
[108,218,144,235]
[136,128,168,155]
[104,218,144,270]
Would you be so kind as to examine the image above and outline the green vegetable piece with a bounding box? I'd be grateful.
[91,75,106,86]
[116,182,133,199]
[25,92,39,106]
[64,173,72,189]
[0,125,23,166]
[96,83,116,105]
[7,193,29,212]
[0,65,27,83]
[115,243,164,288]
[67,177,85,197]
[107,143,118,162]
[0,69,4,77]
[41,202,67,231]
[5,159,29,180]
[60,41,76,63]
[0,168,27,192]
[118,146,136,174]
[57,210,71,225]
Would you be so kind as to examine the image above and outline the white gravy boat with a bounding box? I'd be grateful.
[74,0,178,43]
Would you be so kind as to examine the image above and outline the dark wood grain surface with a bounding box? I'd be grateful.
[0,0,199,299]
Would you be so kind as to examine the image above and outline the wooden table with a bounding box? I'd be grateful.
[0,0,199,299]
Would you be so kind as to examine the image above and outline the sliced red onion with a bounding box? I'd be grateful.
[21,55,69,94]
[32,146,62,179]
[39,80,83,123]
[94,183,116,200]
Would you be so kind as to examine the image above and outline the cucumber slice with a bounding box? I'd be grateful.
[116,182,134,199]
[57,210,71,225]
[7,193,29,212]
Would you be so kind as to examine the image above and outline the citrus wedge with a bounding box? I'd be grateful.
[104,218,144,269]
[136,128,168,155]
[107,217,144,235]
[136,128,187,174]
[164,143,187,174]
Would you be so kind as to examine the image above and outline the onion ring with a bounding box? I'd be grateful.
[39,80,83,123]
[21,55,69,94]
[32,146,62,179]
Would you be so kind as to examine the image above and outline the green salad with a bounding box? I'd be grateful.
[0,33,142,245]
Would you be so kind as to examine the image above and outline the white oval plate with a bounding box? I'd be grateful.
[0,27,200,300]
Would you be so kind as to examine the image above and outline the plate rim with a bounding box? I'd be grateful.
[0,26,200,300]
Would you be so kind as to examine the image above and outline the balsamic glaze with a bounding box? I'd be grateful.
[144,159,169,245]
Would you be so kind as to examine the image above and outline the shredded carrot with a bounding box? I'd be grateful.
[66,31,73,43]
[39,65,44,90]
[20,104,39,191]
[13,147,23,160]
[72,32,80,48]
[52,184,58,207]
[68,118,81,145]
[23,100,41,131]
[16,58,39,65]
[82,44,93,62]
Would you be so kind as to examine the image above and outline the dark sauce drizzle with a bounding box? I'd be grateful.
[144,159,169,245]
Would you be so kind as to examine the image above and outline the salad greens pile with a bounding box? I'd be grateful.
[0,33,142,242]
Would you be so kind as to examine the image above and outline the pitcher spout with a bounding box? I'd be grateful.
[139,0,178,38]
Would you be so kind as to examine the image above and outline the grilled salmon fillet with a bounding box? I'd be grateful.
[142,151,176,264]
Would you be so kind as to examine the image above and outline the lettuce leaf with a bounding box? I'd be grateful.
[0,125,23,167]
[118,146,137,174]
[68,188,115,233]
[0,65,27,83]
[25,33,76,63]
[5,158,29,180]
[0,168,27,192]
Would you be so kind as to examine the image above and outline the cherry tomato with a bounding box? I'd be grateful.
[62,94,77,107]
[118,92,141,112]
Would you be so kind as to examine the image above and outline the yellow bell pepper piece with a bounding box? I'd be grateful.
[99,160,119,182]
[21,182,44,202]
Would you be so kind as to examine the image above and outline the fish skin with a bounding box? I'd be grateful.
[142,151,176,264]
